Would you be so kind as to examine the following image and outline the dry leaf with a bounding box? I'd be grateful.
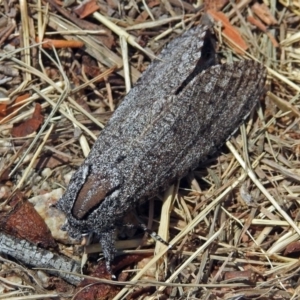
[75,254,150,300]
[284,241,300,255]
[76,97,92,113]
[11,103,44,137]
[35,153,70,169]
[207,9,248,54]
[247,16,267,32]
[0,190,57,248]
[204,0,229,12]
[0,103,7,118]
[136,0,160,22]
[74,0,100,19]
[0,167,10,182]
[247,16,279,47]
[224,270,256,284]
[0,93,29,121]
[136,10,152,22]
[252,3,278,25]
[83,64,102,78]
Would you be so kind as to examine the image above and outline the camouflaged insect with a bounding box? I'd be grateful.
[57,25,267,271]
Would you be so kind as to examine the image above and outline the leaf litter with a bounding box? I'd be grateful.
[0,0,299,299]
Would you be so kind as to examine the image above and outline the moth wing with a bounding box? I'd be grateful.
[87,25,217,160]
[127,60,266,196]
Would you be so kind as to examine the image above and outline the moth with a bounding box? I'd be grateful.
[57,25,266,271]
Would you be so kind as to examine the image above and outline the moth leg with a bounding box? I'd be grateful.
[138,222,172,249]
[99,228,116,274]
[131,211,172,248]
[117,220,172,248]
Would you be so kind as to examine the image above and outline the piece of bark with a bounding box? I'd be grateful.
[0,231,81,285]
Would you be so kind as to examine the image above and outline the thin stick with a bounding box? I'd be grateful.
[16,123,54,189]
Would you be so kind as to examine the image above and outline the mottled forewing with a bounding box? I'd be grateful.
[87,25,216,161]
[124,60,266,199]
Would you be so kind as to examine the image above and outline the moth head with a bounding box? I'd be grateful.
[57,163,122,221]
[71,167,111,219]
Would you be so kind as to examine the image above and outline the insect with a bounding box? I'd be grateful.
[56,25,266,271]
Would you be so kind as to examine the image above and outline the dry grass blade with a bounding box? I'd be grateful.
[80,1,155,59]
[19,0,31,83]
[16,123,54,189]
[114,172,249,299]
[45,13,142,82]
[1,1,300,299]
[226,140,300,236]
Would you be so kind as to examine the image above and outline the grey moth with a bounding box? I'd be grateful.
[56,25,267,271]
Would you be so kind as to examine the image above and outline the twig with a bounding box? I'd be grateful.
[0,232,81,285]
